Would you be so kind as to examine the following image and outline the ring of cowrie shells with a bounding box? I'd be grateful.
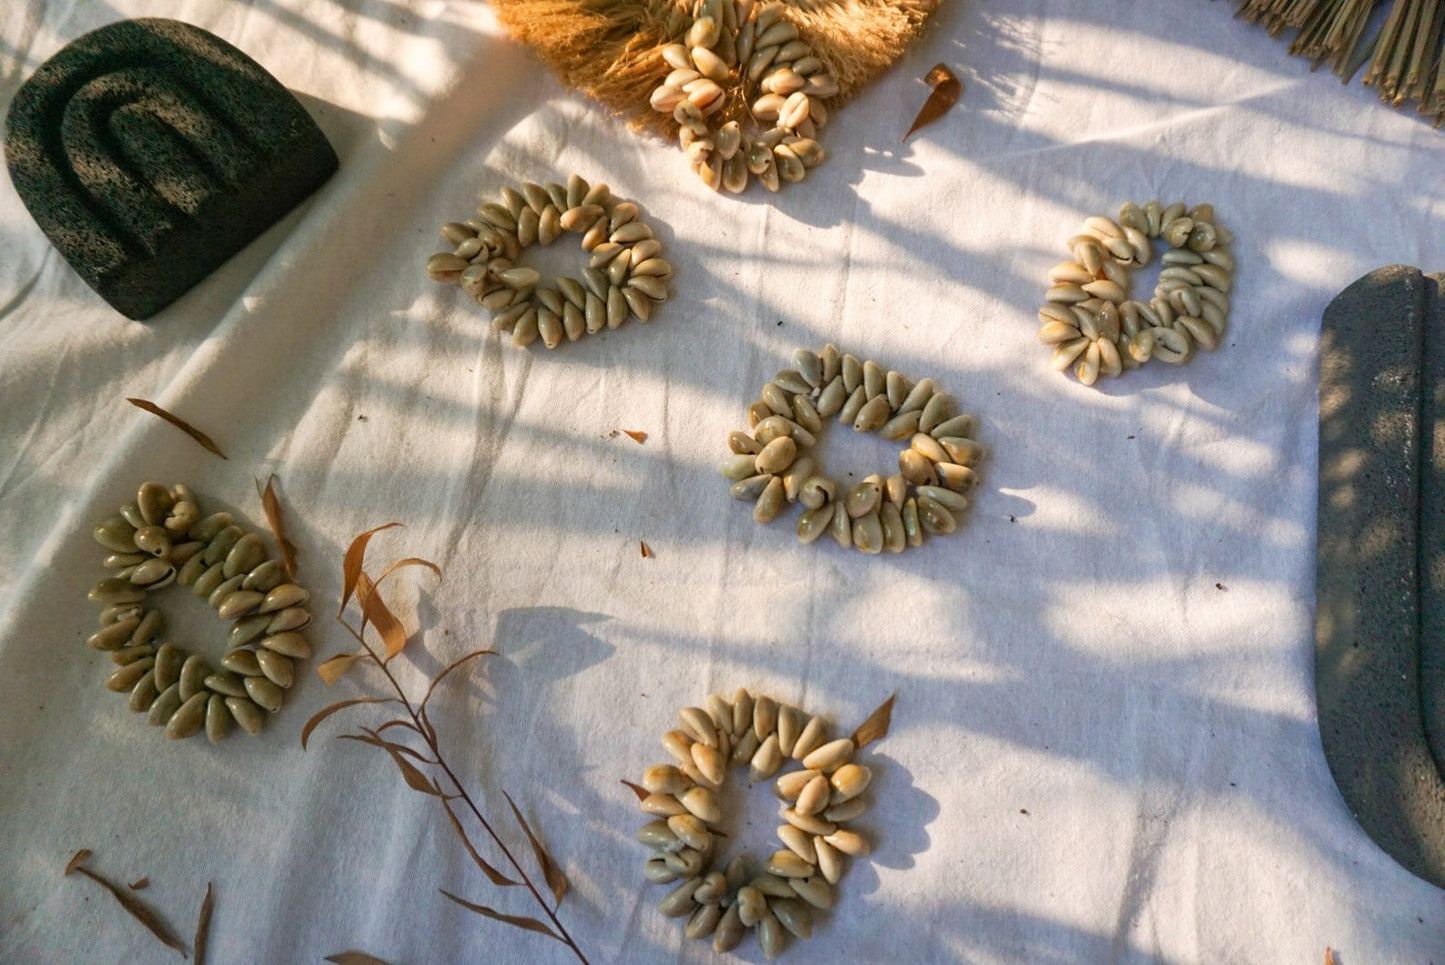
[635,690,874,958]
[425,174,672,348]
[649,0,833,193]
[1037,201,1236,386]
[719,345,983,553]
[87,482,312,742]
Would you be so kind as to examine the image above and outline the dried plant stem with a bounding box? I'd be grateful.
[1230,0,1445,123]
[63,852,187,957]
[333,618,589,964]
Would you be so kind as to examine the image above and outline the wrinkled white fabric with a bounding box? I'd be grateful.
[1,1,1442,962]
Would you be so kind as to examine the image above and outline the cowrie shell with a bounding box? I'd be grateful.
[1040,202,1233,385]
[88,483,310,741]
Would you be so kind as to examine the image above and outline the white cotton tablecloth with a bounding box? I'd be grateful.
[1,1,1442,962]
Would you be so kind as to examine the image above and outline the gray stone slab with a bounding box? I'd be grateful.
[3,18,337,319]
[1316,264,1445,889]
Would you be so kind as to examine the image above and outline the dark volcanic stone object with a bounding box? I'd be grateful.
[4,18,338,319]
[1316,265,1445,889]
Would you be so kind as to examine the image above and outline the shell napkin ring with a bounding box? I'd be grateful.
[426,174,672,349]
[720,345,983,552]
[649,0,833,193]
[1038,201,1235,386]
[634,690,875,958]
[88,482,312,741]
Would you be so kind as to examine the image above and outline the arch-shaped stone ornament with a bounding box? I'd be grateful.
[4,19,338,319]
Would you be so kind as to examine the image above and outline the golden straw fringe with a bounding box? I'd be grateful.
[490,0,941,139]
[1230,0,1445,125]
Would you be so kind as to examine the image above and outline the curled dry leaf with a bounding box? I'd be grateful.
[903,64,962,141]
[256,475,299,582]
[127,397,227,459]
[337,730,440,796]
[417,648,493,721]
[316,652,365,685]
[193,883,213,965]
[851,693,896,748]
[339,522,402,615]
[374,556,442,588]
[504,791,569,907]
[389,749,442,797]
[356,572,408,660]
[302,696,401,748]
[639,541,652,559]
[442,798,522,888]
[65,849,92,875]
[63,850,187,957]
[439,889,561,942]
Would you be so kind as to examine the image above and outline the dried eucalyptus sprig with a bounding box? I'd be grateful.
[307,525,589,964]
[126,398,227,459]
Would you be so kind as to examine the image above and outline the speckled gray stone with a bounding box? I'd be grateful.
[3,18,338,320]
[1316,264,1445,888]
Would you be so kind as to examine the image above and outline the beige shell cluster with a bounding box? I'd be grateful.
[1038,201,1235,386]
[426,174,672,348]
[88,482,311,742]
[720,345,983,553]
[635,690,872,959]
[649,0,833,193]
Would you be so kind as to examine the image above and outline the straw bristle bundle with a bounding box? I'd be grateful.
[491,0,940,139]
[1231,0,1445,124]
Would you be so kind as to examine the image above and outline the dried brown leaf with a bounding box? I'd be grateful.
[301,697,401,749]
[639,541,652,558]
[339,731,440,795]
[338,730,433,767]
[129,877,150,890]
[621,779,650,802]
[316,652,365,686]
[339,523,402,615]
[903,64,962,141]
[852,693,896,748]
[375,719,425,739]
[67,859,187,957]
[418,648,495,719]
[193,883,213,965]
[127,398,227,459]
[441,798,523,888]
[356,572,408,660]
[438,889,561,942]
[623,429,647,444]
[390,752,440,796]
[325,954,393,965]
[374,556,442,588]
[64,849,92,875]
[503,791,568,907]
[256,475,299,582]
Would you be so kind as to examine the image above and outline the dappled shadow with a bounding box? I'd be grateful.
[3,0,1445,962]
